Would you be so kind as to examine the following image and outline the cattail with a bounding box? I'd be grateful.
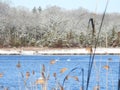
[50,60,56,65]
[103,65,109,70]
[41,72,46,79]
[35,77,45,85]
[65,75,69,80]
[88,18,95,36]
[32,70,35,75]
[0,73,3,78]
[72,76,79,82]
[60,68,68,73]
[53,73,57,78]
[26,72,30,79]
[42,64,45,72]
[16,61,21,68]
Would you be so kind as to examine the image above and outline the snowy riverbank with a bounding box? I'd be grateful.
[0,48,120,55]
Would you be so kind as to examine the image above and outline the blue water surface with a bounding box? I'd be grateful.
[0,55,119,90]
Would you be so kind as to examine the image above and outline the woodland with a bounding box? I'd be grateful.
[0,2,120,48]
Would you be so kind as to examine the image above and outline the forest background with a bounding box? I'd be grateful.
[0,1,120,49]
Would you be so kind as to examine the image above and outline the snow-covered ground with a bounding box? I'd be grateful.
[0,48,120,55]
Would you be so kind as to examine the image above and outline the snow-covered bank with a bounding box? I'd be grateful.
[0,48,120,55]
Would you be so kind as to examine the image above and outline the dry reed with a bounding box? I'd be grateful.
[0,73,3,78]
[60,68,68,73]
[103,65,109,70]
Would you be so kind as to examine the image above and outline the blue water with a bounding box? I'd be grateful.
[0,55,119,90]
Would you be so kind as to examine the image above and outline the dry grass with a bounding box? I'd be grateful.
[16,61,21,68]
[60,68,68,73]
[50,60,56,65]
[16,60,81,90]
[103,65,109,70]
[0,73,3,78]
[26,72,30,79]
[35,77,45,85]
[86,47,93,53]
[0,57,114,90]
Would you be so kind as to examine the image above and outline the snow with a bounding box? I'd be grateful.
[0,48,120,55]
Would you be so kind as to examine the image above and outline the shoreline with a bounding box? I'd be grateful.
[0,47,120,55]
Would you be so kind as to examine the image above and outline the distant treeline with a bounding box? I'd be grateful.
[0,1,120,48]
